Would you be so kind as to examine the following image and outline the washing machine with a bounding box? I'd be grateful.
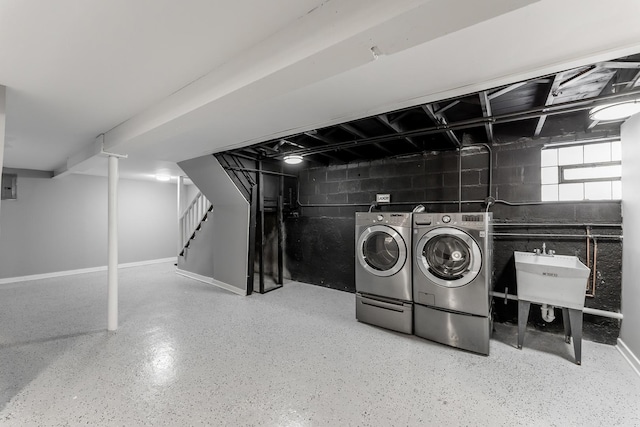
[412,212,493,354]
[355,212,412,334]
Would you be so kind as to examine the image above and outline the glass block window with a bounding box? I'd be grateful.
[541,141,621,201]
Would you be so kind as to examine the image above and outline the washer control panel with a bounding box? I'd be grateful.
[358,212,411,227]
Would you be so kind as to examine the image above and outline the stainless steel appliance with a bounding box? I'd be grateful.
[355,212,412,334]
[412,212,493,354]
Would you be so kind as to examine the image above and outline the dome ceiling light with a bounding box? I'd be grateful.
[283,154,304,165]
[589,100,640,121]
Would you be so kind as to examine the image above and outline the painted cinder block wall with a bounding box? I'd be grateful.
[285,138,622,344]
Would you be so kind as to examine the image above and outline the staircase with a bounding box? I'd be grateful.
[179,191,212,257]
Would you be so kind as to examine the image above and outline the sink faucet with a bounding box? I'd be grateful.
[535,243,555,256]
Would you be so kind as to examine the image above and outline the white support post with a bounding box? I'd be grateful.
[177,175,184,253]
[107,155,119,331]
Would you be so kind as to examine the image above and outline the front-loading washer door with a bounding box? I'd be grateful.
[357,225,407,277]
[416,227,481,288]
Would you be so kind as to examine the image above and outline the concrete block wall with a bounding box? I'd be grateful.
[296,142,545,216]
[285,137,623,344]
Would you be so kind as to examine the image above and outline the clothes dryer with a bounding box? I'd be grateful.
[355,212,412,334]
[412,212,493,354]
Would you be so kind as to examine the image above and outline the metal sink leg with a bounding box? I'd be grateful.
[568,308,583,365]
[562,308,571,343]
[517,300,531,349]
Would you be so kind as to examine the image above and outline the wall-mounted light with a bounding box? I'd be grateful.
[283,154,304,165]
[589,100,640,121]
[155,174,171,182]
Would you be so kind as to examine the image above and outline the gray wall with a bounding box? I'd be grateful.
[0,174,177,279]
[178,155,249,293]
[0,86,6,233]
[621,114,640,359]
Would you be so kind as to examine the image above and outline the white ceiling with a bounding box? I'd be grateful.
[2,0,640,182]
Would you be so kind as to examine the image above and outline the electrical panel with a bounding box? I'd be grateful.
[1,174,17,200]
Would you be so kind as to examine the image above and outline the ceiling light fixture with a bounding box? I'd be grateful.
[589,100,640,121]
[155,174,171,182]
[283,154,303,165]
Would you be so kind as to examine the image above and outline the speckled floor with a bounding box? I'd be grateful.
[1,262,639,426]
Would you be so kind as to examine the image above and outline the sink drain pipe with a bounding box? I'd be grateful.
[489,291,624,320]
[541,304,556,322]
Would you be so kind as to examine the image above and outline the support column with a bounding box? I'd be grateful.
[177,175,184,254]
[107,155,119,331]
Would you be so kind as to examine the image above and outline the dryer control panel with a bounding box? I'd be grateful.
[413,212,492,229]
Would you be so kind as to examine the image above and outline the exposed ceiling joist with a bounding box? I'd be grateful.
[435,100,460,115]
[625,69,640,89]
[338,123,393,154]
[376,114,420,149]
[303,131,361,157]
[421,104,460,147]
[534,73,563,137]
[227,51,639,165]
[599,61,640,69]
[338,123,366,139]
[271,88,639,158]
[390,110,412,125]
[479,91,494,142]
[554,65,598,96]
[488,82,528,100]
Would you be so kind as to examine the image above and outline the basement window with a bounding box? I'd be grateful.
[541,141,621,201]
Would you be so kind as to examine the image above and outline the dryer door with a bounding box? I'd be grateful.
[357,225,407,277]
[416,227,482,288]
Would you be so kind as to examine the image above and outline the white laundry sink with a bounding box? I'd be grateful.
[514,251,590,310]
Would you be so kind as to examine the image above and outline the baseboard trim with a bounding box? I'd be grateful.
[0,257,177,285]
[175,269,212,285]
[176,269,247,296]
[119,257,177,269]
[617,338,640,378]
[211,278,247,296]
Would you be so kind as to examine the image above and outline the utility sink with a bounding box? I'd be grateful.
[514,251,590,310]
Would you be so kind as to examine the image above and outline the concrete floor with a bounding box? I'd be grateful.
[1,262,639,426]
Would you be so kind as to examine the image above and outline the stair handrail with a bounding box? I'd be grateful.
[180,191,202,219]
[179,191,212,251]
